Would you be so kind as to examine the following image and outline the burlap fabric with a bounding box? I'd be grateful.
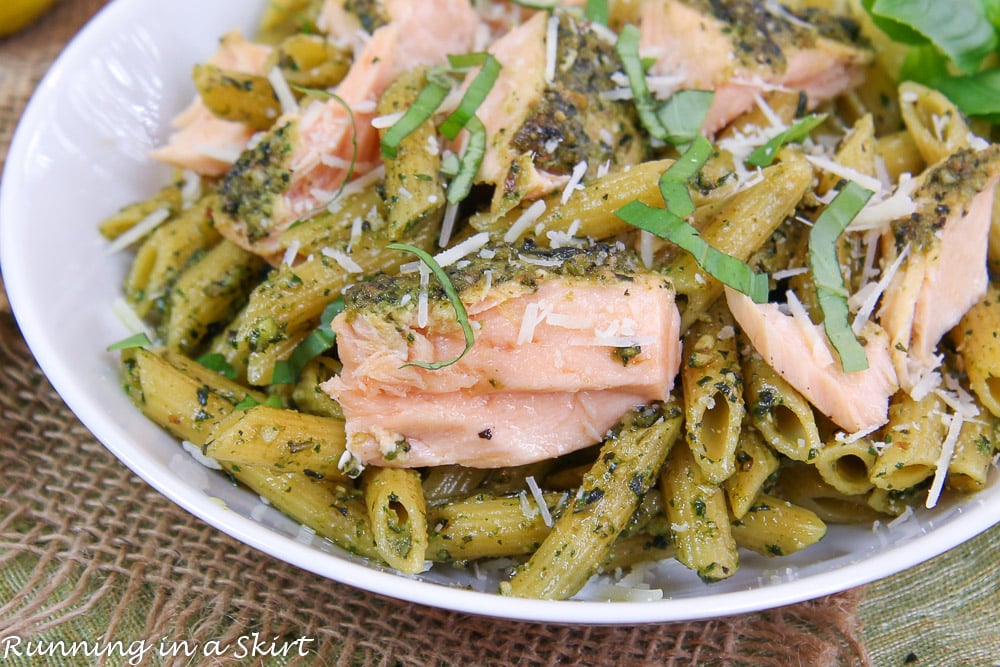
[0,2,995,666]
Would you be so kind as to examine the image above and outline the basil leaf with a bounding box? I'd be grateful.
[107,332,152,351]
[196,353,238,380]
[808,182,875,373]
[585,0,610,25]
[615,24,668,140]
[446,115,487,204]
[658,134,714,218]
[439,54,501,140]
[387,243,475,370]
[616,201,769,302]
[380,71,451,159]
[746,113,826,167]
[656,90,714,148]
[233,394,284,411]
[924,69,1000,121]
[863,0,997,74]
[270,297,345,385]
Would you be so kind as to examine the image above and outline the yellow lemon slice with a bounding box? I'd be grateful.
[0,0,57,38]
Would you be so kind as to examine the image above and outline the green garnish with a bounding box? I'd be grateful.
[863,0,1000,120]
[509,0,559,8]
[746,114,826,167]
[233,394,284,410]
[380,69,451,159]
[196,353,238,380]
[585,0,609,25]
[615,24,667,141]
[439,53,501,140]
[107,332,152,351]
[271,297,345,384]
[446,115,487,205]
[808,181,875,373]
[387,243,475,370]
[617,136,769,302]
[656,90,715,148]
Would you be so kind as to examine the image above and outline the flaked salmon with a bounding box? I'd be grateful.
[149,31,272,176]
[322,244,682,467]
[475,8,645,206]
[725,287,898,433]
[212,0,479,256]
[639,0,872,134]
[878,145,1000,396]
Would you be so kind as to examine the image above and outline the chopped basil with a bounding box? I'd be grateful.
[233,394,284,410]
[271,297,346,384]
[387,243,475,370]
[107,332,152,351]
[446,115,486,205]
[808,181,875,373]
[746,113,826,167]
[196,353,238,380]
[585,0,609,25]
[615,24,668,141]
[439,53,501,140]
[380,70,451,159]
[656,90,715,148]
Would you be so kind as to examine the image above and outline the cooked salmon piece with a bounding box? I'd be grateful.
[878,145,1000,395]
[322,244,682,467]
[213,0,479,256]
[725,287,898,433]
[639,0,873,134]
[149,31,273,176]
[475,9,645,206]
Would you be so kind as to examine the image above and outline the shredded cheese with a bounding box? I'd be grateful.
[438,202,460,248]
[321,247,364,273]
[106,207,171,254]
[805,155,883,194]
[371,110,406,129]
[504,200,547,243]
[544,14,559,84]
[281,239,300,267]
[561,161,588,205]
[267,67,299,115]
[526,476,552,527]
[434,231,490,267]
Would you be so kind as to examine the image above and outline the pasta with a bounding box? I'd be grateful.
[101,0,1000,602]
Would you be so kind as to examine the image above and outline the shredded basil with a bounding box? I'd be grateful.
[447,115,486,205]
[808,182,875,373]
[746,114,826,167]
[656,90,715,148]
[585,0,610,25]
[658,134,713,218]
[615,24,668,141]
[196,353,238,380]
[509,0,559,8]
[107,332,152,351]
[233,394,284,410]
[387,243,475,370]
[271,297,345,384]
[439,54,501,140]
[380,70,451,159]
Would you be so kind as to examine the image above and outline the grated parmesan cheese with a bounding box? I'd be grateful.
[526,476,552,527]
[180,169,202,209]
[561,161,588,205]
[434,231,490,267]
[438,202,460,248]
[321,246,363,273]
[805,155,883,194]
[504,200,547,243]
[106,207,171,254]
[850,243,909,335]
[544,14,559,84]
[267,67,299,115]
[371,110,405,129]
[417,265,430,328]
[281,239,300,267]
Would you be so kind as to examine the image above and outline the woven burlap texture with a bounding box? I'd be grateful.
[0,1,873,665]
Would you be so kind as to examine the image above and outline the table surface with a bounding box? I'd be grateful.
[0,2,997,666]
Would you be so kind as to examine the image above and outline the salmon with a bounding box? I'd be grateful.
[725,287,898,433]
[639,0,872,134]
[878,145,1000,396]
[475,9,645,206]
[322,243,682,467]
[213,0,479,256]
[149,31,273,176]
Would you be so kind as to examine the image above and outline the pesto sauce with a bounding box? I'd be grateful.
[510,10,644,176]
[343,241,645,325]
[218,122,295,243]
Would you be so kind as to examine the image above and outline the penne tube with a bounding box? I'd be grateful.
[777,462,883,524]
[730,493,827,557]
[813,437,878,496]
[724,426,780,520]
[362,467,429,573]
[870,392,947,492]
[952,284,1000,417]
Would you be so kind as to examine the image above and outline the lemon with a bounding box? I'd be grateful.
[0,0,57,37]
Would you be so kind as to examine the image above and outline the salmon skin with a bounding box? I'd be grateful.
[879,145,1000,396]
[322,243,682,468]
[640,0,872,134]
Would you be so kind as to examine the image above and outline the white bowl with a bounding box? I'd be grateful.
[2,0,997,624]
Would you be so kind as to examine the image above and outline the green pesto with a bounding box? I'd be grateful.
[892,145,1000,251]
[342,241,649,326]
[687,0,866,72]
[344,0,389,33]
[510,9,644,175]
[218,122,295,243]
